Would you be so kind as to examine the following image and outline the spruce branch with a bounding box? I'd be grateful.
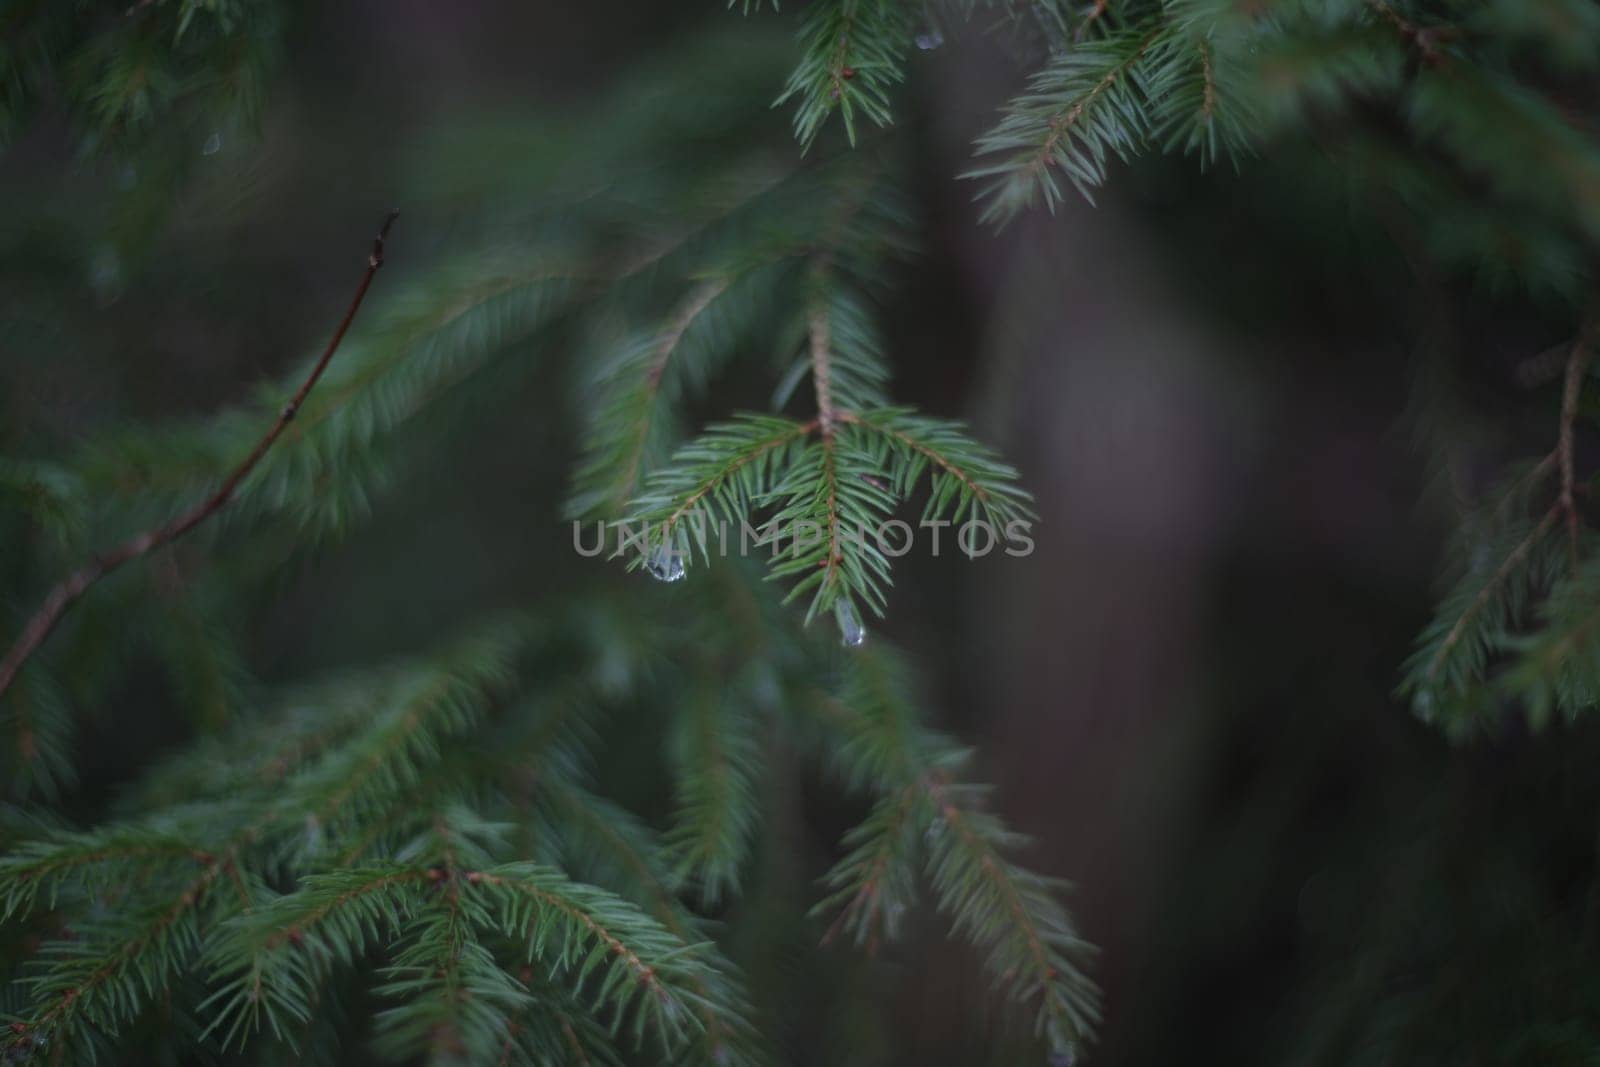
[623,415,817,572]
[1,831,213,920]
[816,782,920,952]
[0,211,400,704]
[622,280,732,505]
[471,863,732,1052]
[776,0,909,149]
[966,23,1169,222]
[665,679,764,909]
[845,407,1036,528]
[806,288,848,604]
[2,671,76,801]
[204,865,435,1048]
[1500,557,1600,727]
[922,771,1100,1053]
[534,778,762,1064]
[802,650,1100,1054]
[6,840,251,1057]
[1402,324,1598,729]
[1422,507,1558,685]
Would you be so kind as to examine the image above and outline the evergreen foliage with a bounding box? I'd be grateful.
[758,0,1600,735]
[2,1,291,155]
[0,15,1093,1064]
[5,0,1600,1062]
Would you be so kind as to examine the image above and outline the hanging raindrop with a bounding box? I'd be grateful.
[645,543,686,583]
[303,813,323,854]
[202,131,223,156]
[834,598,866,647]
[1048,1045,1079,1067]
[915,28,944,50]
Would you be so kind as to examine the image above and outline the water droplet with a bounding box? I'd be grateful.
[645,543,686,583]
[915,29,944,50]
[1414,690,1435,722]
[88,244,124,304]
[1048,1044,1079,1067]
[202,131,222,156]
[834,599,866,647]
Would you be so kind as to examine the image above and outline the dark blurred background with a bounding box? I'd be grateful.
[6,3,1600,1064]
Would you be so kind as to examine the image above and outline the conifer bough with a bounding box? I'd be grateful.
[10,0,1600,1061]
[0,211,400,704]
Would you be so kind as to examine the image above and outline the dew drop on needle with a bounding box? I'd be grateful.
[646,543,686,582]
[835,598,866,647]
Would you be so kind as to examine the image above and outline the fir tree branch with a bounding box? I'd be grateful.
[1,832,212,919]
[967,23,1168,222]
[614,279,733,510]
[776,0,909,149]
[2,670,75,801]
[810,296,846,593]
[665,679,762,908]
[1424,506,1559,686]
[817,781,920,952]
[470,863,736,1052]
[844,407,1035,526]
[204,865,435,1048]
[921,771,1099,1054]
[623,415,817,570]
[0,211,400,704]
[802,650,1100,1052]
[534,777,760,1064]
[6,844,246,1054]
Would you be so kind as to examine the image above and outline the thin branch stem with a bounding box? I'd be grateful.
[1490,449,1557,526]
[1425,506,1560,682]
[0,212,399,702]
[1022,26,1161,185]
[806,291,845,582]
[820,781,917,953]
[1074,0,1107,43]
[1366,0,1451,66]
[661,420,817,533]
[1560,336,1592,574]
[841,411,994,504]
[1197,39,1216,121]
[615,278,731,509]
[808,299,837,435]
[11,844,241,1046]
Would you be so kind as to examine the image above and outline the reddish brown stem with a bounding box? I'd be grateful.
[1074,0,1107,42]
[0,211,399,703]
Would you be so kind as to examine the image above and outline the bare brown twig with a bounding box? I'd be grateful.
[0,211,399,703]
